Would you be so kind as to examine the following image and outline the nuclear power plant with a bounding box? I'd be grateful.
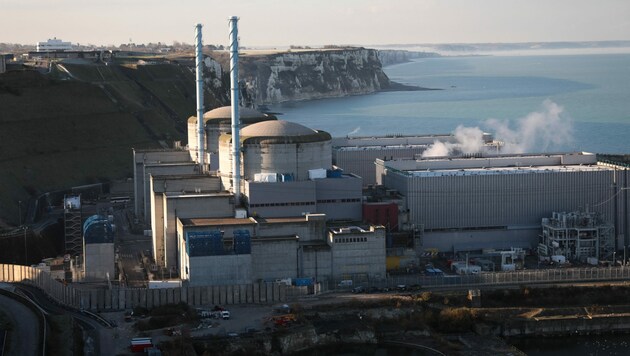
[100,18,630,288]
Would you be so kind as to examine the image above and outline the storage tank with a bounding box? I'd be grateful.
[219,120,332,190]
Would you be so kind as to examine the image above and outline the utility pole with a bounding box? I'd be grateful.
[23,226,28,265]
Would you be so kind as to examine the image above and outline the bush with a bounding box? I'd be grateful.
[434,308,474,332]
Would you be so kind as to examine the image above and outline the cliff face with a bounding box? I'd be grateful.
[377,49,441,66]
[233,48,391,105]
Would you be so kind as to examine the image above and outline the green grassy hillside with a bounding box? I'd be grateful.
[0,60,225,226]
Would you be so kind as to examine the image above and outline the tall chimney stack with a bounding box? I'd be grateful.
[229,16,241,201]
[194,23,205,172]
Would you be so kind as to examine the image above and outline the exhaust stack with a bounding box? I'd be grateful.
[194,23,205,172]
[229,16,241,201]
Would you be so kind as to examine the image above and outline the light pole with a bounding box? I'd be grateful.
[613,251,616,267]
[23,226,28,266]
[18,200,21,226]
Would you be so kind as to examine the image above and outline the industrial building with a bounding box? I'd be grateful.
[82,215,115,281]
[175,214,386,286]
[36,38,73,52]
[126,20,385,287]
[376,152,630,254]
[187,106,276,170]
[332,133,496,186]
[539,210,614,262]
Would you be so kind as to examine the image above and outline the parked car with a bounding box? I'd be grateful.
[352,286,365,293]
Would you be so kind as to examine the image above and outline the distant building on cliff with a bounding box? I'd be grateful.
[36,37,73,52]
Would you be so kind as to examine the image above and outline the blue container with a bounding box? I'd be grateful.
[326,169,343,178]
[187,231,224,256]
[233,230,251,254]
[293,277,314,286]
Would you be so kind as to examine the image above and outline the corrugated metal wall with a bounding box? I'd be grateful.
[383,168,630,250]
[334,147,425,185]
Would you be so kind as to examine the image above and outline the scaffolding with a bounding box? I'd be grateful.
[64,194,83,257]
[538,210,614,262]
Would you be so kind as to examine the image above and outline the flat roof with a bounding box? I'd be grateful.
[180,217,256,227]
[409,165,609,177]
[257,217,308,224]
[335,144,429,151]
[151,174,218,180]
[165,192,232,199]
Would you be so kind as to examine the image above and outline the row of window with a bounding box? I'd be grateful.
[336,237,368,243]
[318,198,361,203]
[249,201,315,208]
[249,198,360,208]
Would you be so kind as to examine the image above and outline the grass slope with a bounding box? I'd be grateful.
[0,62,223,226]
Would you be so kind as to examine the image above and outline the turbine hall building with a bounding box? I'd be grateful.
[376,152,630,254]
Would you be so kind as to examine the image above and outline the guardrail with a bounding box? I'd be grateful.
[334,266,630,291]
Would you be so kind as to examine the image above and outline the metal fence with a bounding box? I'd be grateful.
[334,266,630,291]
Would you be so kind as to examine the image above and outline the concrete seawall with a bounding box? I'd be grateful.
[0,264,288,311]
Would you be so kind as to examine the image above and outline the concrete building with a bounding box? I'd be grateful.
[132,148,198,223]
[332,134,496,186]
[178,217,256,285]
[149,174,225,268]
[219,120,333,188]
[218,119,363,220]
[187,106,276,170]
[176,213,386,287]
[328,225,386,283]
[376,152,630,252]
[82,215,115,281]
[36,38,73,52]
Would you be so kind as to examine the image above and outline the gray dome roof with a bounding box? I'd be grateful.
[187,106,275,125]
[224,120,332,145]
[241,120,317,137]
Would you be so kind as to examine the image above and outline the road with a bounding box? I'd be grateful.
[16,284,115,356]
[0,292,41,356]
[113,208,151,288]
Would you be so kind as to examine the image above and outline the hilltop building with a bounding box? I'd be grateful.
[36,38,73,52]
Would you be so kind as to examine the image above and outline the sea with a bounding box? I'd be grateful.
[268,50,630,354]
[269,51,630,154]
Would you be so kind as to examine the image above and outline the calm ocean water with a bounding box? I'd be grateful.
[269,53,630,154]
[270,52,630,354]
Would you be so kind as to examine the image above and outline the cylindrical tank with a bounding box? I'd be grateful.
[219,120,332,190]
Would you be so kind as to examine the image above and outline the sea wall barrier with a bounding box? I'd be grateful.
[0,264,288,311]
[3,263,630,311]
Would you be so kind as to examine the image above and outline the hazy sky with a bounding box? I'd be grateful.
[2,0,630,47]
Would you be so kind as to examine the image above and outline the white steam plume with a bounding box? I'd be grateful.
[421,100,574,157]
[484,100,573,153]
[422,125,485,157]
[347,126,361,136]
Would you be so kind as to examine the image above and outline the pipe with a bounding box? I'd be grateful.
[229,16,241,201]
[195,23,205,172]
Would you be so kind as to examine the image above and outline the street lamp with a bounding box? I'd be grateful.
[23,226,28,266]
[613,251,616,267]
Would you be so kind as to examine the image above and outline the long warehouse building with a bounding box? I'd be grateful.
[376,152,630,253]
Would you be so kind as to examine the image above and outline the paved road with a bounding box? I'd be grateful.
[114,209,151,288]
[0,293,41,356]
[16,284,116,356]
